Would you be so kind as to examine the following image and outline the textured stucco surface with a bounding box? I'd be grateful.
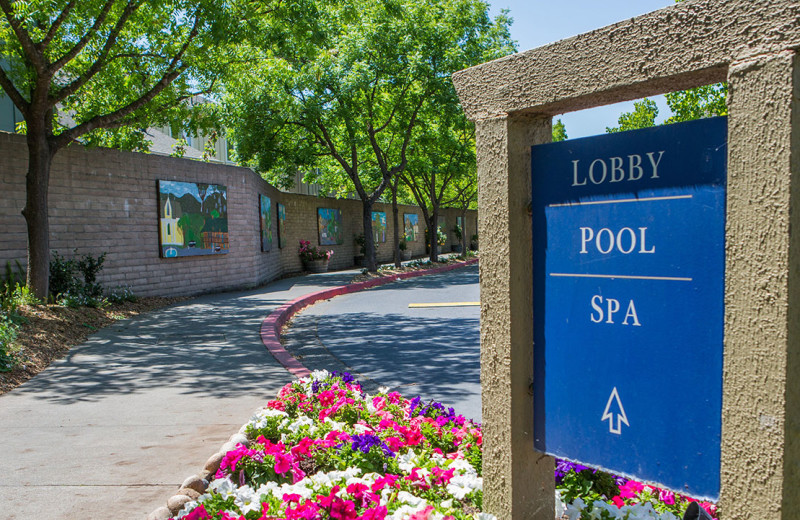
[476,114,554,519]
[722,50,799,519]
[453,0,800,120]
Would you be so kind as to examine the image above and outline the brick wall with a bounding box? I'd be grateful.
[0,132,476,298]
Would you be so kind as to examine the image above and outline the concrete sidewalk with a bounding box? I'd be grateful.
[0,269,360,520]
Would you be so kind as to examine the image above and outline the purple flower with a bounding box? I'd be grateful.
[350,434,395,457]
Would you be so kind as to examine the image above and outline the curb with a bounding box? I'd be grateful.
[260,258,479,378]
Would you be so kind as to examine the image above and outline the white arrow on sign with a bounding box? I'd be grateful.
[601,387,629,435]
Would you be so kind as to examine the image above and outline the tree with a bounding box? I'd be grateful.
[552,118,568,142]
[401,86,477,262]
[0,0,234,297]
[664,83,727,123]
[606,98,659,133]
[225,0,514,271]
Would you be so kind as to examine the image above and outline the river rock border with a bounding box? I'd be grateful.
[146,258,479,519]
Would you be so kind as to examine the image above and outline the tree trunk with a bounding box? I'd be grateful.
[22,126,54,299]
[461,209,468,257]
[362,201,377,272]
[391,183,401,268]
[429,207,439,263]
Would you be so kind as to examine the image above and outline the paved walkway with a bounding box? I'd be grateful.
[0,269,360,520]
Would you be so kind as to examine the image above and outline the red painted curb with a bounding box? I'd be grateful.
[260,258,479,377]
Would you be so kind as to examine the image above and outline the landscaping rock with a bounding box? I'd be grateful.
[229,433,249,446]
[146,506,172,520]
[199,469,214,481]
[176,488,201,500]
[204,452,224,474]
[181,474,208,493]
[220,441,237,453]
[167,493,194,514]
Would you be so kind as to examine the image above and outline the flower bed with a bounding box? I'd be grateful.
[168,371,717,520]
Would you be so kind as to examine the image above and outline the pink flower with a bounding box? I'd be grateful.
[431,467,455,486]
[659,489,676,505]
[371,474,400,492]
[611,496,625,508]
[267,399,285,411]
[384,436,404,452]
[408,506,435,520]
[182,505,212,520]
[361,506,388,520]
[274,453,292,474]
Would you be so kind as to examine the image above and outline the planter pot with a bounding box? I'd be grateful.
[354,255,366,267]
[304,259,329,273]
[400,249,412,261]
[451,244,462,253]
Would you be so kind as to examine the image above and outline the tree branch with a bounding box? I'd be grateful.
[51,0,140,101]
[49,0,122,73]
[0,0,47,74]
[40,0,78,50]
[0,65,30,115]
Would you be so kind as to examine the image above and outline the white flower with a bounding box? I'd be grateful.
[286,414,316,433]
[324,417,346,431]
[396,491,426,507]
[209,478,237,498]
[353,423,372,434]
[174,501,198,518]
[387,504,428,520]
[450,457,478,475]
[276,481,314,500]
[311,369,331,381]
[234,485,261,514]
[440,499,453,509]
[397,449,418,472]
[445,473,482,500]
[473,514,496,520]
[555,489,566,519]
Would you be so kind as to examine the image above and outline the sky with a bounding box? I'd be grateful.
[486,0,675,139]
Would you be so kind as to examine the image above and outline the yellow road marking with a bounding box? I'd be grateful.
[408,302,480,308]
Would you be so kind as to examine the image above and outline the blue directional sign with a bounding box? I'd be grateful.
[531,117,727,500]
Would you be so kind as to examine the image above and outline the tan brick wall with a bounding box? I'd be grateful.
[0,132,476,298]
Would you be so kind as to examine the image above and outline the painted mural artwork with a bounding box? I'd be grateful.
[278,203,286,249]
[372,211,387,243]
[158,180,228,258]
[318,208,343,245]
[404,213,419,242]
[438,216,446,230]
[260,194,273,252]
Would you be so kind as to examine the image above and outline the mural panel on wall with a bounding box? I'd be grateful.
[158,180,228,258]
[438,216,446,230]
[277,203,286,249]
[404,213,419,242]
[318,208,343,245]
[372,211,387,243]
[260,194,272,252]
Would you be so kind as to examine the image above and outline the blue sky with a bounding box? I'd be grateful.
[486,0,674,138]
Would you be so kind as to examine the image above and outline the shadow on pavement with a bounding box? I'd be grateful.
[9,271,361,406]
[318,311,480,409]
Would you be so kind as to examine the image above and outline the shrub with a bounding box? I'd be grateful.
[106,285,137,304]
[49,250,108,305]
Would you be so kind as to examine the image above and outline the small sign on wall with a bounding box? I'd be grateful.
[531,117,727,499]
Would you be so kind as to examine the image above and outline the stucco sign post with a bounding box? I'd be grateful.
[452,0,800,518]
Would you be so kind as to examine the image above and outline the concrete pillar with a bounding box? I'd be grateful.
[722,50,800,518]
[476,113,554,519]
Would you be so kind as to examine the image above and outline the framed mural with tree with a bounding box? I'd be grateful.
[158,180,228,258]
